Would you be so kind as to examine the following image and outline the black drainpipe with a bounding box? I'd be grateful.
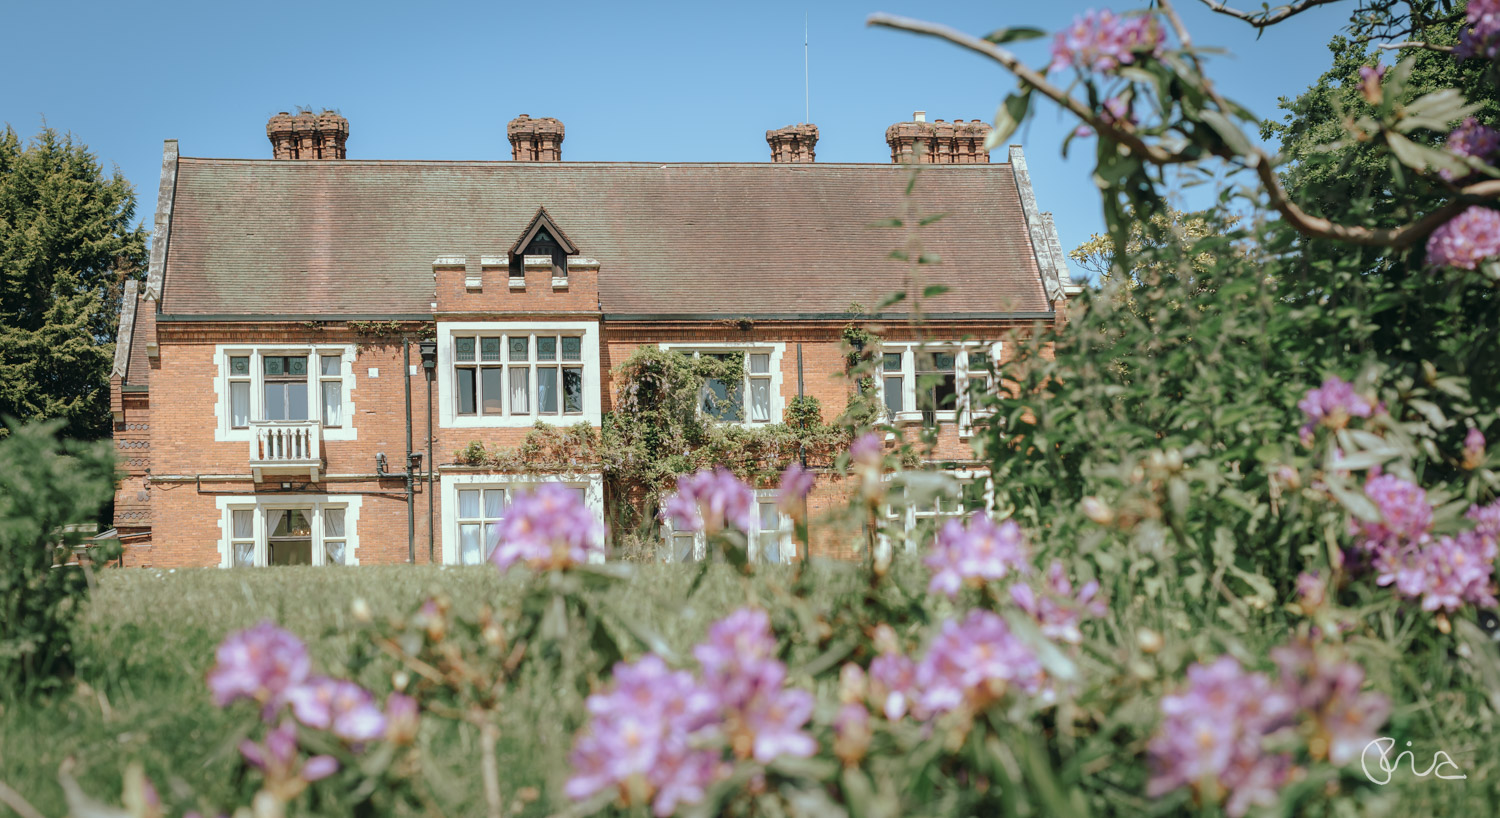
[404,339,415,564]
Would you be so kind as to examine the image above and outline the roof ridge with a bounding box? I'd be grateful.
[176,157,1013,168]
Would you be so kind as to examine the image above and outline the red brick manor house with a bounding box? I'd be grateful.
[107,110,1078,568]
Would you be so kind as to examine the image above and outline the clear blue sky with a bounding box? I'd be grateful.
[3,0,1357,280]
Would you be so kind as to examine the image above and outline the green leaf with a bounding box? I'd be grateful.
[877,290,908,309]
[922,285,949,298]
[918,212,947,226]
[982,26,1045,44]
[986,89,1032,150]
[1199,110,1256,156]
[1386,131,1468,178]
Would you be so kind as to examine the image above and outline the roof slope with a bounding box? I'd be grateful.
[161,159,1050,316]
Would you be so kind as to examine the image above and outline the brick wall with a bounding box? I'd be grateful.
[132,318,1044,568]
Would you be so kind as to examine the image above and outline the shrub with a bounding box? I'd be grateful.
[0,420,117,697]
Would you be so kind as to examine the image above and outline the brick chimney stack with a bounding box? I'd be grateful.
[266,111,348,160]
[884,112,991,164]
[766,124,818,163]
[508,115,565,161]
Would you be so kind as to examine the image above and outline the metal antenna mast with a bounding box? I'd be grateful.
[804,13,809,124]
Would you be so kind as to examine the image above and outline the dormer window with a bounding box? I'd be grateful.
[509,207,579,286]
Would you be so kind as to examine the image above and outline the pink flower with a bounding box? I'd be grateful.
[665,468,756,535]
[1464,427,1487,467]
[489,483,605,573]
[1456,0,1500,59]
[285,677,387,744]
[693,607,780,708]
[1353,472,1433,553]
[833,702,872,764]
[924,512,1029,597]
[1147,657,1297,816]
[849,433,883,470]
[1442,118,1500,179]
[741,686,816,763]
[1010,561,1107,644]
[1050,10,1164,74]
[1427,206,1500,270]
[207,622,310,719]
[385,692,420,745]
[775,462,815,516]
[239,720,339,784]
[868,652,917,720]
[1358,63,1385,105]
[1272,643,1391,766]
[915,610,1045,715]
[1296,376,1373,440]
[566,655,722,817]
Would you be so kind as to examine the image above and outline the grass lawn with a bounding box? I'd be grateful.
[0,563,840,817]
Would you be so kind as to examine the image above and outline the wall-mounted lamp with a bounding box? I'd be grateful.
[418,340,438,374]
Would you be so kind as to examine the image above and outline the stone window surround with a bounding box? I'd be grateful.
[657,342,786,426]
[214,494,363,568]
[438,471,606,565]
[437,321,602,429]
[877,341,999,438]
[212,344,359,443]
[660,488,795,564]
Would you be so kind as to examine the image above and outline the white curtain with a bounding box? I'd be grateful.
[323,507,345,537]
[266,509,286,537]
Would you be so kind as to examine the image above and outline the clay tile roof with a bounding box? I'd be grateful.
[160,159,1051,316]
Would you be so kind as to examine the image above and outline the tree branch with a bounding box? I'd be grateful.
[868,10,1500,250]
[1196,0,1345,28]
[866,13,1191,166]
[1377,40,1455,53]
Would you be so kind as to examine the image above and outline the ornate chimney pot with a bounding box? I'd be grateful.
[507,115,565,161]
[884,113,991,164]
[766,123,819,163]
[267,110,348,160]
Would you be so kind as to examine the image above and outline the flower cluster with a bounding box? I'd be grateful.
[207,622,413,787]
[489,483,606,573]
[924,512,1029,597]
[566,609,815,816]
[1442,117,1500,180]
[916,610,1048,714]
[1009,561,1108,645]
[1456,0,1500,60]
[1049,10,1165,74]
[857,609,1050,726]
[664,467,755,535]
[1427,205,1500,271]
[1349,473,1500,614]
[775,462,815,517]
[1148,647,1388,817]
[1296,376,1373,443]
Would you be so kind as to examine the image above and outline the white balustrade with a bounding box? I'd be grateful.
[249,421,322,481]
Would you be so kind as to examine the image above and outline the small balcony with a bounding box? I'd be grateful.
[249,420,322,482]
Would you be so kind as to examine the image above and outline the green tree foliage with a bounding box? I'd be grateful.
[0,125,149,440]
[0,420,118,697]
[1264,25,1500,227]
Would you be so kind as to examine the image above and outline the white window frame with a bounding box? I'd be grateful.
[438,322,602,429]
[214,495,363,567]
[658,342,786,426]
[438,472,606,564]
[880,469,994,552]
[876,342,999,437]
[213,345,358,442]
[659,489,795,564]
